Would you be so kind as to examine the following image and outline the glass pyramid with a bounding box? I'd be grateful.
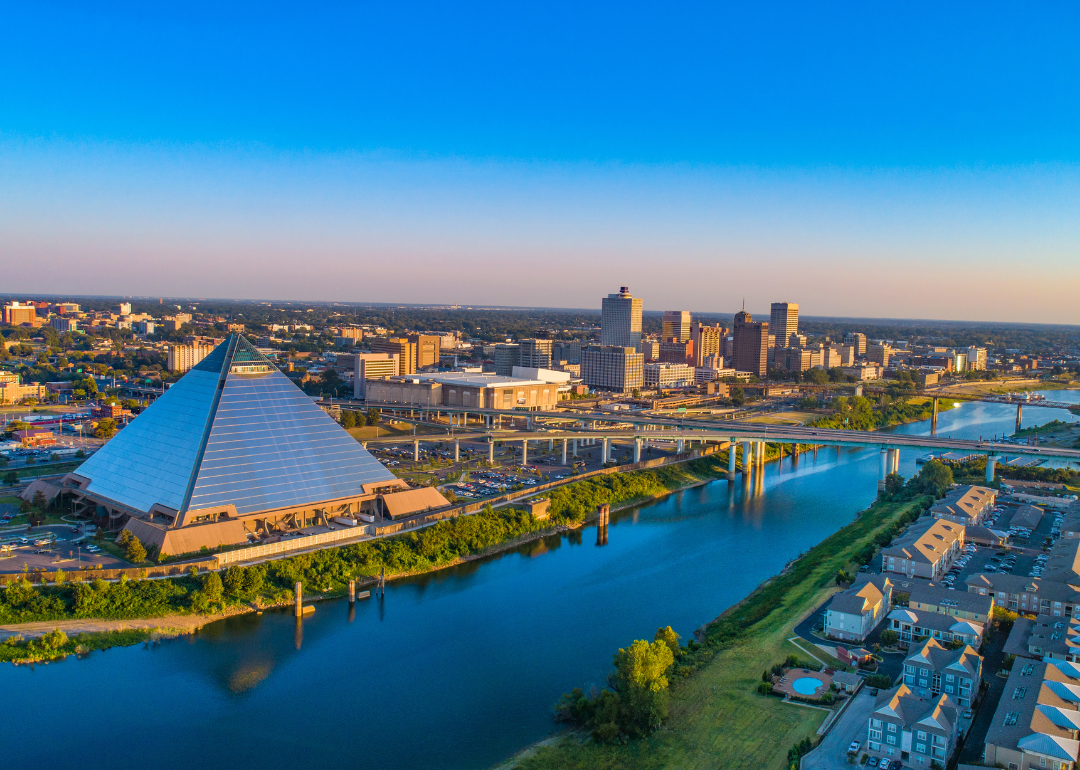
[74,335,396,520]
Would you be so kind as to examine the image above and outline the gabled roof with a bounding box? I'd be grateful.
[1016,733,1080,761]
[73,335,397,520]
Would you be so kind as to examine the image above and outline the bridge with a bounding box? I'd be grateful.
[350,406,1080,490]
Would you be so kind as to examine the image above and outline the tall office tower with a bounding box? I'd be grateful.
[2,302,37,326]
[769,302,799,348]
[732,310,769,377]
[518,339,554,369]
[553,340,583,364]
[492,343,521,376]
[601,287,643,349]
[639,339,660,361]
[966,346,988,371]
[661,310,691,343]
[868,343,892,368]
[353,353,400,399]
[843,332,868,356]
[370,337,418,374]
[407,334,441,369]
[690,322,725,367]
[581,345,644,393]
[659,339,694,365]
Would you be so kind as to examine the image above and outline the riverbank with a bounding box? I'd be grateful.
[0,456,735,659]
[507,494,930,770]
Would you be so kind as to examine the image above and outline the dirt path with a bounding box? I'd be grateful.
[0,605,254,640]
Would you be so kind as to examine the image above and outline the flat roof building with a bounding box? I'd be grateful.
[601,287,643,349]
[581,345,644,393]
[365,371,564,410]
[661,311,691,343]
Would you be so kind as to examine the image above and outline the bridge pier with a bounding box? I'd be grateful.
[1016,403,1023,434]
[742,441,752,474]
[489,439,495,464]
[413,440,420,462]
[931,398,938,435]
[562,438,568,465]
[522,440,528,465]
[676,439,684,454]
[572,438,578,457]
[986,455,997,484]
[602,437,610,464]
[633,438,642,463]
[454,439,459,463]
[727,442,737,478]
[757,441,765,472]
[878,449,888,491]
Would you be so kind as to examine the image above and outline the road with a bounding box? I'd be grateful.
[801,691,874,770]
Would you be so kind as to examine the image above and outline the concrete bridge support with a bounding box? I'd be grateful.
[562,438,568,465]
[489,439,495,464]
[602,437,610,464]
[676,439,684,453]
[413,440,420,462]
[757,441,765,472]
[931,398,939,435]
[572,438,578,457]
[522,440,528,465]
[633,438,642,463]
[454,439,459,463]
[1016,403,1023,434]
[742,441,752,473]
[878,449,888,492]
[986,455,997,484]
[728,442,737,478]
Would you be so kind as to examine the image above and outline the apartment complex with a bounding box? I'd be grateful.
[600,287,643,349]
[690,322,725,367]
[929,485,997,526]
[983,659,1080,770]
[882,518,965,581]
[581,345,644,393]
[168,341,218,372]
[866,685,959,767]
[825,574,893,642]
[901,638,982,707]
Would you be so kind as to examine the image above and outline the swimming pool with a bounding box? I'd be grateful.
[791,677,822,696]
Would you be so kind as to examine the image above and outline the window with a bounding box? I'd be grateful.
[870,719,882,728]
[887,734,896,745]
[870,730,882,741]
[946,674,955,682]
[1021,664,1036,676]
[1013,686,1027,699]
[905,665,915,674]
[917,730,927,741]
[887,723,897,733]
[916,743,926,754]
[868,741,880,752]
[1003,711,1019,726]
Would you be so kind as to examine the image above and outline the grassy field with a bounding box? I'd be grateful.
[511,496,926,770]
[744,411,820,425]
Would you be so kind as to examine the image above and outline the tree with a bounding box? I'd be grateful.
[3,470,17,486]
[879,629,899,647]
[612,638,676,737]
[653,625,681,653]
[94,418,117,439]
[883,472,905,498]
[202,571,224,603]
[729,386,745,406]
[340,410,356,429]
[916,459,954,497]
[366,408,381,426]
[125,536,147,564]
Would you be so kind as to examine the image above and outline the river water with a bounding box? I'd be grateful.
[2,391,1077,770]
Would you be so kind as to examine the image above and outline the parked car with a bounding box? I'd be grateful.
[847,741,861,754]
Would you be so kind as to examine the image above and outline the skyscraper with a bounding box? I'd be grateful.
[690,322,726,367]
[732,310,769,377]
[581,345,644,393]
[601,287,643,349]
[769,302,799,348]
[661,310,691,343]
[518,339,554,369]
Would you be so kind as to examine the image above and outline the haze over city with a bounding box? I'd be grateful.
[3,3,1080,322]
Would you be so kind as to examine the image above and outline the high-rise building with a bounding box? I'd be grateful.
[115,302,132,315]
[519,339,554,370]
[843,332,868,356]
[769,302,799,348]
[2,302,37,326]
[639,339,660,361]
[601,287,643,349]
[168,341,217,372]
[644,362,695,388]
[661,311,691,343]
[407,334,441,369]
[553,340,582,364]
[492,343,521,377]
[659,339,694,366]
[353,353,400,399]
[56,302,80,314]
[370,337,418,374]
[691,322,725,367]
[50,317,78,333]
[581,345,644,393]
[732,310,769,377]
[966,347,988,371]
[868,343,892,367]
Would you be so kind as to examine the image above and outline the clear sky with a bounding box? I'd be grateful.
[2,2,1079,323]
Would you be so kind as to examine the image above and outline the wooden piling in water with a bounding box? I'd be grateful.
[348,579,356,603]
[294,581,302,618]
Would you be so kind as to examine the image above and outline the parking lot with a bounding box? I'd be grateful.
[0,525,127,573]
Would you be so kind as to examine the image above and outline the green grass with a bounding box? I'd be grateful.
[513,496,927,770]
[0,627,156,664]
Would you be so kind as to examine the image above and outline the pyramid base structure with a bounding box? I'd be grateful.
[60,335,451,558]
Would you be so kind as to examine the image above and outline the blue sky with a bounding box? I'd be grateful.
[2,2,1079,321]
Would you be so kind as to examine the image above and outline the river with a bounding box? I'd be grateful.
[2,391,1077,770]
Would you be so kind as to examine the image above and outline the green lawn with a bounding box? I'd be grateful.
[512,496,925,770]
